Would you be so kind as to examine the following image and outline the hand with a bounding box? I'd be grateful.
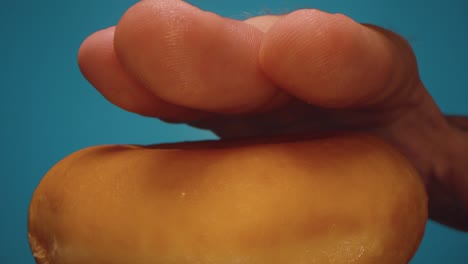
[78,0,468,230]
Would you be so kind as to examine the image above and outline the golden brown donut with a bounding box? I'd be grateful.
[28,134,428,264]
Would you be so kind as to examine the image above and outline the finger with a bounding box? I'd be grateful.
[78,26,210,122]
[114,0,281,114]
[259,9,422,109]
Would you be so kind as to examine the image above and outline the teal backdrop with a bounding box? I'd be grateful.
[1,0,467,263]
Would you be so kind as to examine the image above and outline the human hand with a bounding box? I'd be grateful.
[78,0,468,230]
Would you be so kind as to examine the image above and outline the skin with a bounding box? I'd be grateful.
[78,0,468,230]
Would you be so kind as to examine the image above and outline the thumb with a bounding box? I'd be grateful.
[259,9,423,110]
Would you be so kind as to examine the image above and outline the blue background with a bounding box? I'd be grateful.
[1,0,467,263]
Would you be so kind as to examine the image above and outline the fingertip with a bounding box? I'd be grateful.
[77,26,209,122]
[78,27,115,81]
[259,9,398,109]
[114,0,279,114]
